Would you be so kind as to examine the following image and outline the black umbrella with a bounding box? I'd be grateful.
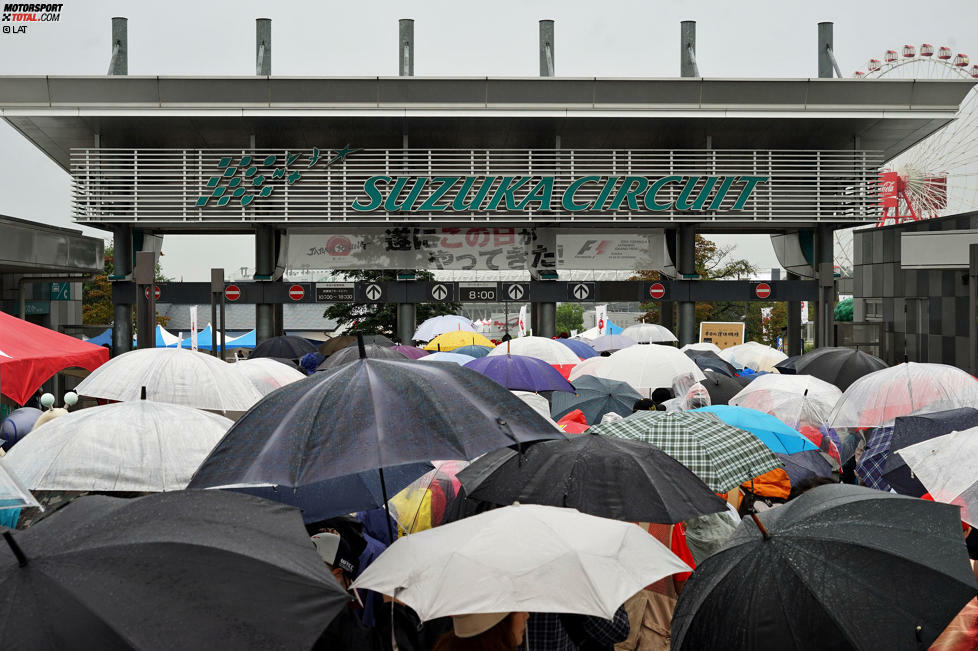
[266,356,302,370]
[700,369,751,405]
[774,355,801,375]
[550,375,642,424]
[684,349,739,378]
[882,407,978,496]
[1,491,348,650]
[792,346,888,391]
[457,434,727,523]
[190,346,564,539]
[250,335,318,360]
[317,343,407,371]
[672,484,978,651]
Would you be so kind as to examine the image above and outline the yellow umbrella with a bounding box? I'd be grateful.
[424,331,494,352]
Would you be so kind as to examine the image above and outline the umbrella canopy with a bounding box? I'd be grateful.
[4,400,233,492]
[412,315,476,342]
[699,369,751,405]
[449,344,490,358]
[317,343,407,371]
[464,354,574,393]
[0,491,349,650]
[684,349,739,378]
[590,334,638,353]
[829,362,978,429]
[621,323,678,344]
[74,348,262,413]
[693,405,819,455]
[0,456,41,511]
[729,373,843,430]
[388,460,469,534]
[791,346,888,391]
[351,504,691,621]
[568,356,608,382]
[897,428,978,527]
[590,411,782,492]
[775,449,834,486]
[1,407,42,451]
[250,335,317,360]
[390,345,429,359]
[0,311,109,406]
[680,342,722,354]
[719,341,787,372]
[424,331,494,351]
[671,484,978,651]
[512,391,562,429]
[318,335,355,357]
[417,352,475,366]
[457,435,727,523]
[556,338,599,359]
[596,344,705,395]
[882,408,978,496]
[488,336,581,378]
[773,354,801,375]
[189,358,564,518]
[551,375,643,424]
[230,357,306,396]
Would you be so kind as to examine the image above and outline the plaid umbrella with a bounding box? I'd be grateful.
[855,426,895,491]
[590,411,781,493]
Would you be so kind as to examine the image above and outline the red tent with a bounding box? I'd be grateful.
[0,311,109,405]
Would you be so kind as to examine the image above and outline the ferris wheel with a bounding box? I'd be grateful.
[834,44,978,273]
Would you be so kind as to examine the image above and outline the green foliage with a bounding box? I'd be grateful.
[83,243,172,327]
[323,270,461,340]
[556,303,584,334]
[834,297,854,322]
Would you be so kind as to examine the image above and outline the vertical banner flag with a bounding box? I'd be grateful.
[596,304,609,336]
[518,305,528,338]
[189,306,199,351]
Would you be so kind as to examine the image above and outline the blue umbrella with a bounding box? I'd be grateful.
[419,352,476,366]
[775,449,834,487]
[464,354,575,393]
[453,345,492,358]
[693,405,818,455]
[556,339,598,359]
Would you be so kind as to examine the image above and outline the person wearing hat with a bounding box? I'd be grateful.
[432,611,530,650]
[310,532,382,650]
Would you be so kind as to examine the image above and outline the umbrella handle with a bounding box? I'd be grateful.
[750,513,771,540]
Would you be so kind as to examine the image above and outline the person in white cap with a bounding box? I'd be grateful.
[432,611,529,650]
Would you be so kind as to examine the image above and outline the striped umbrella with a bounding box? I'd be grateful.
[590,411,781,493]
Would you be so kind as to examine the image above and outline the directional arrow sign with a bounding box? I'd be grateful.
[365,283,383,301]
[506,283,526,301]
[569,283,594,301]
[431,283,450,301]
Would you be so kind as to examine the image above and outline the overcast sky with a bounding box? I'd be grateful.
[1,0,977,280]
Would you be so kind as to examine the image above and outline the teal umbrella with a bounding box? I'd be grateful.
[692,405,818,455]
[551,375,642,424]
[453,345,492,358]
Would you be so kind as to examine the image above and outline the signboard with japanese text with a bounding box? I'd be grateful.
[699,321,745,350]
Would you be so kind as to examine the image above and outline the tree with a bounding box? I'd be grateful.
[83,244,172,327]
[555,303,584,334]
[323,270,461,340]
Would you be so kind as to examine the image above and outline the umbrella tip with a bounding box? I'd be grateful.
[140,386,147,400]
[803,388,808,397]
[3,531,28,567]
[357,332,366,359]
[750,513,771,541]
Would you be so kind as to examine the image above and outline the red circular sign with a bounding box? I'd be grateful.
[143,285,160,300]
[288,284,305,301]
[225,284,241,301]
[326,235,353,256]
[649,283,666,299]
[598,318,605,331]
[755,282,772,299]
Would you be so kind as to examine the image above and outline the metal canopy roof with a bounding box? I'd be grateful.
[0,215,104,274]
[1,76,972,170]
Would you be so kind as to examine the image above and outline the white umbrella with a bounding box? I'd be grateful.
[897,427,978,527]
[232,357,306,396]
[621,323,678,344]
[4,400,233,492]
[511,391,562,429]
[0,455,41,511]
[597,345,705,395]
[719,341,787,372]
[488,337,580,376]
[75,348,262,412]
[729,374,843,430]
[590,334,638,353]
[412,315,476,343]
[351,504,690,620]
[568,356,608,383]
[680,342,722,354]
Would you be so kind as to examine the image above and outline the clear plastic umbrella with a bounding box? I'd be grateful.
[729,374,842,430]
[681,342,722,354]
[829,363,978,430]
[719,342,788,373]
[387,460,470,534]
[590,335,638,353]
[621,323,678,344]
[412,315,476,343]
[597,345,705,395]
[897,427,978,527]
[568,356,608,383]
[231,357,306,396]
[4,400,233,492]
[0,455,41,511]
[75,348,262,412]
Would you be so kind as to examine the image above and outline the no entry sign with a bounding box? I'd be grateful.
[288,284,305,301]
[755,282,772,299]
[225,284,241,301]
[143,285,160,300]
[649,283,666,299]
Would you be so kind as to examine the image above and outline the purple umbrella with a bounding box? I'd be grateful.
[464,354,575,393]
[556,338,599,359]
[392,345,429,360]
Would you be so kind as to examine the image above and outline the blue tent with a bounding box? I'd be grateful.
[607,321,623,335]
[87,328,113,347]
[179,325,215,350]
[226,329,256,349]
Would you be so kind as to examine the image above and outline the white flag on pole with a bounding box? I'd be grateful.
[189,306,199,351]
[518,305,528,337]
[596,304,609,336]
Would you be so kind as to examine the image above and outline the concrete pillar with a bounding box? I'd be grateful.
[816,225,835,347]
[256,19,271,75]
[539,302,556,338]
[255,225,276,344]
[398,303,416,345]
[539,20,554,77]
[680,21,698,77]
[399,19,414,76]
[134,251,155,351]
[660,230,676,334]
[787,271,803,356]
[817,22,833,79]
[109,17,127,76]
[678,224,697,347]
[111,226,133,355]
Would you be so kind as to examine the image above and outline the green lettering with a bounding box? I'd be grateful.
[452,176,497,211]
[731,176,769,210]
[486,177,532,211]
[384,177,428,212]
[675,176,720,210]
[593,177,621,211]
[516,177,554,211]
[419,176,461,212]
[643,176,683,211]
[562,176,600,211]
[708,177,737,210]
[352,176,390,211]
[609,176,650,211]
